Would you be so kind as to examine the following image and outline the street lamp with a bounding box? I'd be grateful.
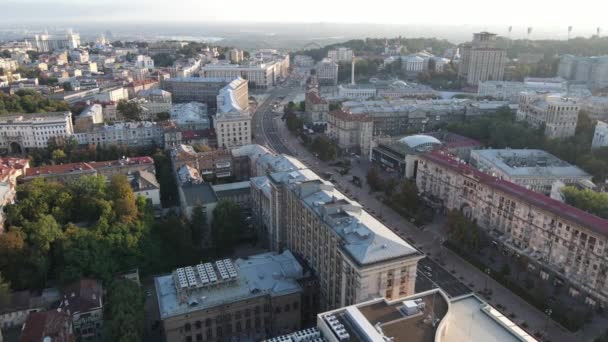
[543,308,553,339]
[485,268,491,292]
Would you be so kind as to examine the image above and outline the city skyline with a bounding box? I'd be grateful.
[3,0,608,29]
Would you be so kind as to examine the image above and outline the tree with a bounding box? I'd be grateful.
[190,205,207,247]
[105,279,145,342]
[108,175,138,223]
[500,263,512,277]
[0,273,10,306]
[116,99,142,121]
[211,200,244,254]
[51,149,67,163]
[1,50,10,58]
[562,186,608,219]
[310,136,337,161]
[152,53,176,67]
[366,168,384,192]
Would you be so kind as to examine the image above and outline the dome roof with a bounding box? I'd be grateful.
[391,80,408,88]
[398,134,442,151]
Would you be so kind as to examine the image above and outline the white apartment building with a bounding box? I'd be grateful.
[592,121,608,149]
[458,32,506,85]
[327,47,354,62]
[315,58,339,86]
[581,96,608,121]
[73,121,164,147]
[326,109,373,157]
[0,112,74,153]
[516,91,580,139]
[416,151,608,306]
[250,153,423,311]
[135,55,154,69]
[214,80,252,149]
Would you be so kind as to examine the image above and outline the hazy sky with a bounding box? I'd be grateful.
[2,0,607,28]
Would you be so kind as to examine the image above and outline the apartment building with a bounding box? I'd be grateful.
[155,251,316,342]
[0,112,74,154]
[558,55,608,90]
[73,121,164,147]
[327,47,353,62]
[161,77,248,110]
[326,109,373,157]
[516,91,580,139]
[470,149,593,194]
[315,59,339,86]
[250,156,423,311]
[304,73,329,124]
[214,79,252,149]
[28,31,81,52]
[458,32,506,86]
[416,151,608,306]
[592,121,608,149]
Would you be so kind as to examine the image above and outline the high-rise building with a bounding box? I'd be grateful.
[28,31,80,52]
[327,47,354,62]
[458,32,506,86]
[516,91,580,139]
[250,156,423,311]
[592,121,608,149]
[326,109,373,157]
[214,79,252,149]
[315,58,339,86]
[558,55,608,90]
[229,49,244,63]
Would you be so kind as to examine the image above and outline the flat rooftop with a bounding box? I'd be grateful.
[318,290,537,342]
[155,250,304,320]
[471,149,591,179]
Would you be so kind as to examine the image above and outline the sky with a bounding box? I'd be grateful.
[2,0,607,29]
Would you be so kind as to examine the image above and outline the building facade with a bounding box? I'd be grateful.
[592,121,608,149]
[155,251,313,342]
[478,77,568,102]
[516,91,580,139]
[558,55,608,90]
[416,151,608,306]
[162,77,248,110]
[326,109,373,157]
[250,154,423,312]
[315,59,339,86]
[327,48,353,62]
[0,112,74,154]
[458,32,506,86]
[73,121,164,147]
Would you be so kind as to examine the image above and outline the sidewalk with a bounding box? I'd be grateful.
[272,117,578,342]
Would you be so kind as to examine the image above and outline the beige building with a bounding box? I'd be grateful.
[214,79,252,149]
[250,156,423,312]
[155,251,314,342]
[458,32,506,86]
[516,91,580,139]
[416,151,608,306]
[327,47,353,62]
[229,49,244,64]
[326,109,373,157]
[200,56,289,89]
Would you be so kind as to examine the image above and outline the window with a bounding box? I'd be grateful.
[195,321,202,329]
[185,323,191,332]
[205,318,212,327]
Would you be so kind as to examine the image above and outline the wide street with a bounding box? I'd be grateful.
[249,80,599,342]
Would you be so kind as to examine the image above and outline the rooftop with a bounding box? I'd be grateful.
[20,310,74,342]
[25,162,95,178]
[317,289,536,342]
[155,250,305,319]
[180,182,218,206]
[171,102,209,126]
[471,149,591,179]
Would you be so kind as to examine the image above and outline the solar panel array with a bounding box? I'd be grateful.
[174,259,238,293]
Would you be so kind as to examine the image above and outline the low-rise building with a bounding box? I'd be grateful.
[171,102,210,130]
[516,91,580,139]
[470,149,593,194]
[73,121,164,147]
[326,109,373,157]
[131,170,161,207]
[0,288,60,331]
[478,77,568,102]
[58,279,103,341]
[592,121,608,149]
[20,310,75,342]
[416,151,608,306]
[155,251,312,341]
